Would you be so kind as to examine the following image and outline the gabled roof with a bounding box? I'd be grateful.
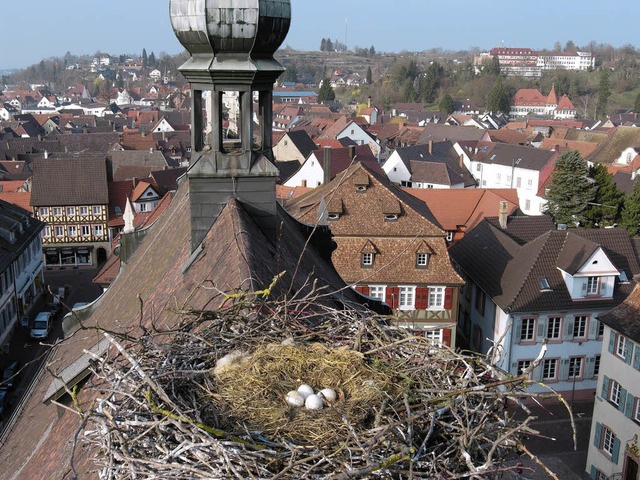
[555,234,600,274]
[450,222,639,314]
[30,155,109,206]
[404,188,520,232]
[471,142,557,171]
[538,138,600,158]
[283,130,317,158]
[599,284,640,343]
[417,124,488,144]
[131,180,158,202]
[392,141,476,187]
[0,178,372,478]
[586,126,640,165]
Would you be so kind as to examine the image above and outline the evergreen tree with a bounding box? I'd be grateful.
[584,163,624,227]
[369,45,376,57]
[402,80,416,102]
[487,77,510,114]
[545,150,596,226]
[320,38,326,51]
[438,94,455,114]
[317,78,335,103]
[596,69,611,119]
[148,52,157,68]
[142,48,148,68]
[621,182,640,236]
[634,92,640,114]
[365,66,372,85]
[325,39,333,52]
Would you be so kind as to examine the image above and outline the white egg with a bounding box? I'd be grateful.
[318,388,337,403]
[285,390,305,407]
[305,394,324,410]
[297,384,314,399]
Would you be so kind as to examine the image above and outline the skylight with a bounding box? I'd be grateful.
[539,278,552,291]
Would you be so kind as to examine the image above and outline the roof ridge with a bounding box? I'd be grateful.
[504,230,554,312]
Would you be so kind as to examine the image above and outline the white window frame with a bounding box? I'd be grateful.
[398,286,416,311]
[93,224,104,237]
[568,357,583,378]
[573,315,588,339]
[54,226,64,237]
[547,317,562,341]
[520,318,536,342]
[67,225,77,237]
[586,276,599,295]
[635,399,640,422]
[52,207,62,217]
[517,360,531,376]
[92,206,102,215]
[81,225,90,237]
[428,286,445,310]
[616,335,627,359]
[609,380,621,406]
[594,355,601,377]
[423,328,443,346]
[416,253,429,267]
[66,206,75,216]
[446,231,454,242]
[79,206,89,215]
[43,226,51,238]
[602,426,615,456]
[361,252,374,267]
[39,207,49,216]
[542,358,557,380]
[369,285,386,300]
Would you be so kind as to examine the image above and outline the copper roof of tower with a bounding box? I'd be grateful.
[170,0,291,58]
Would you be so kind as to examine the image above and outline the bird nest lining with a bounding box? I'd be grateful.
[212,343,393,444]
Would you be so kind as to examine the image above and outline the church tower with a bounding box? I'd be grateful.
[170,0,291,249]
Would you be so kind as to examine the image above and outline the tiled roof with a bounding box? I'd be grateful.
[599,284,640,343]
[586,126,640,165]
[511,89,548,107]
[394,142,476,187]
[30,155,109,206]
[404,188,520,232]
[484,215,555,245]
[284,130,317,158]
[538,138,600,158]
[450,221,639,314]
[417,124,488,144]
[487,129,528,145]
[471,142,557,171]
[0,178,368,478]
[287,163,461,286]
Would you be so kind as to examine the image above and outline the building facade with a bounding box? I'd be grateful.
[30,156,110,267]
[586,286,640,480]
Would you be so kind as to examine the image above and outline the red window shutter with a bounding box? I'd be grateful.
[385,287,399,308]
[442,328,452,347]
[355,286,370,296]
[444,287,453,309]
[415,287,428,309]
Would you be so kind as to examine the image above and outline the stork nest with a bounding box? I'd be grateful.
[76,287,566,479]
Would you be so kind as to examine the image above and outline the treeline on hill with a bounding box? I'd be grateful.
[6,41,640,119]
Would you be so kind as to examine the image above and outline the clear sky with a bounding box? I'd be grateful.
[1,0,638,70]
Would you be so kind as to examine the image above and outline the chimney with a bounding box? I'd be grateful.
[428,140,433,155]
[44,150,48,159]
[348,144,356,160]
[459,154,464,168]
[498,201,509,229]
[323,147,332,185]
[367,96,371,108]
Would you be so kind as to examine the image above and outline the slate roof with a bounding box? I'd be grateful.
[450,221,639,314]
[284,130,317,158]
[599,284,640,343]
[484,215,555,245]
[471,142,557,171]
[30,155,109,206]
[393,142,476,187]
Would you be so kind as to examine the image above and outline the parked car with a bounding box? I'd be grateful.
[1,362,18,390]
[0,389,9,419]
[30,311,52,340]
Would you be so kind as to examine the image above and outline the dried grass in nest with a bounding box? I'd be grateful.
[75,285,572,479]
[212,343,393,444]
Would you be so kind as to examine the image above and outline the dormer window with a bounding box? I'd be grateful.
[416,252,430,268]
[539,277,551,292]
[384,214,398,222]
[327,213,340,221]
[586,276,599,295]
[356,185,367,193]
[619,271,629,284]
[361,252,374,268]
